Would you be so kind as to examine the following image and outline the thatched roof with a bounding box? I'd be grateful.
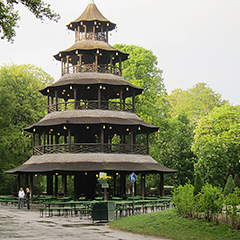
[66,0,116,31]
[40,72,143,96]
[53,40,128,61]
[5,153,177,174]
[24,110,159,132]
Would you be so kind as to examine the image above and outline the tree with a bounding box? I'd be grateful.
[194,171,203,195]
[154,113,196,186]
[192,104,240,188]
[0,64,54,194]
[234,174,240,189]
[224,175,235,195]
[165,82,228,121]
[113,44,167,127]
[0,0,60,42]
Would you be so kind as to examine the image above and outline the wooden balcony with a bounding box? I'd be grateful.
[33,143,149,155]
[48,100,134,113]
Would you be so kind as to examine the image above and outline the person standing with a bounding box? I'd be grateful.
[18,187,25,209]
[26,188,30,209]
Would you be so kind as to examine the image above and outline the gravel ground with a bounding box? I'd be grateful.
[0,205,169,240]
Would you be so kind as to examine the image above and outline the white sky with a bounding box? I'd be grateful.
[1,0,240,105]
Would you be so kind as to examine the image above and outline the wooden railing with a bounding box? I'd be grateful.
[33,143,148,155]
[62,64,121,76]
[48,100,134,113]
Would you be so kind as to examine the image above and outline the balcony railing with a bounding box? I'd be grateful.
[75,32,107,42]
[48,100,134,113]
[62,64,121,76]
[33,143,148,155]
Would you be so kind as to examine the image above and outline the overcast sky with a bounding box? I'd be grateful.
[1,0,240,105]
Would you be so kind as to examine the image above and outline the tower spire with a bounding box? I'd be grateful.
[89,0,95,4]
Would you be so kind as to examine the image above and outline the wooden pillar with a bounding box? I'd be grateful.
[74,173,81,199]
[132,90,136,113]
[74,88,77,109]
[47,174,53,196]
[106,26,108,42]
[130,129,133,153]
[33,133,35,147]
[17,174,20,193]
[113,175,117,196]
[84,25,87,39]
[30,174,33,197]
[141,174,145,198]
[119,56,122,76]
[98,87,101,109]
[55,90,58,111]
[93,25,95,40]
[68,129,71,153]
[120,173,126,198]
[120,89,123,111]
[160,173,164,197]
[101,127,104,152]
[95,54,98,72]
[62,174,67,196]
[43,132,46,154]
[47,95,50,113]
[61,58,64,76]
[147,131,150,155]
[55,174,58,197]
[66,55,70,74]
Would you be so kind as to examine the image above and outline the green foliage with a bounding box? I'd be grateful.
[224,175,235,195]
[172,183,195,217]
[234,174,240,188]
[108,208,240,240]
[0,0,60,42]
[113,44,167,127]
[198,183,223,223]
[165,82,227,120]
[0,64,54,194]
[192,104,240,188]
[155,114,196,186]
[224,188,240,228]
[194,171,203,195]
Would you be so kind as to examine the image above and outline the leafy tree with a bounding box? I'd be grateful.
[0,0,60,42]
[0,64,54,194]
[224,175,235,195]
[234,174,240,188]
[154,113,196,186]
[194,171,203,195]
[114,44,167,127]
[192,104,240,188]
[165,82,227,121]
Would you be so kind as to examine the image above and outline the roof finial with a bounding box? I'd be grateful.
[89,0,95,4]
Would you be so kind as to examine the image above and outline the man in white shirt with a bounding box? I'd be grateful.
[18,187,25,209]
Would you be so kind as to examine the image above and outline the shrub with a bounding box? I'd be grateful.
[234,174,240,188]
[224,175,235,195]
[173,183,195,217]
[194,171,203,195]
[224,188,240,228]
[198,183,223,223]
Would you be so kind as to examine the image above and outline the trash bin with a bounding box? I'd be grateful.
[92,201,115,222]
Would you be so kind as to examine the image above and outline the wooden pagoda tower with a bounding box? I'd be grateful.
[7,0,176,199]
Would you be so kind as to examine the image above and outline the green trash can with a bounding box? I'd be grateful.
[92,201,115,222]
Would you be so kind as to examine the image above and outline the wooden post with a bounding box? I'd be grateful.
[55,90,58,111]
[141,174,145,198]
[62,174,67,196]
[47,95,50,113]
[95,54,98,72]
[30,174,33,197]
[43,132,46,154]
[74,88,77,109]
[98,87,101,109]
[160,173,164,196]
[119,56,122,76]
[147,131,150,155]
[132,90,136,113]
[55,174,58,197]
[47,174,53,196]
[101,128,104,153]
[61,58,64,76]
[68,129,71,153]
[120,89,123,111]
[66,55,70,74]
[130,129,133,153]
[106,26,108,42]
[93,25,95,40]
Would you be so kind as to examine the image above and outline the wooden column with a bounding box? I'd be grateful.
[55,174,58,197]
[119,56,122,76]
[106,26,108,42]
[93,25,95,40]
[17,174,20,193]
[98,87,101,109]
[62,174,67,196]
[130,129,134,153]
[74,88,77,109]
[47,174,53,196]
[95,54,98,72]
[43,132,46,154]
[141,174,145,198]
[120,89,123,111]
[66,55,70,74]
[33,133,35,147]
[30,174,33,197]
[61,58,64,76]
[120,173,126,198]
[160,173,164,197]
[55,90,58,111]
[147,131,150,155]
[47,96,50,113]
[101,127,104,152]
[68,129,71,153]
[38,133,41,146]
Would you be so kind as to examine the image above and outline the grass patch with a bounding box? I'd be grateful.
[108,209,240,240]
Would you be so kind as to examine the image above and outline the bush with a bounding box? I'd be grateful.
[194,171,203,195]
[224,188,240,228]
[224,175,235,195]
[198,183,223,223]
[234,174,240,188]
[173,183,195,217]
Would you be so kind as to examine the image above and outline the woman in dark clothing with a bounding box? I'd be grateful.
[26,188,30,209]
